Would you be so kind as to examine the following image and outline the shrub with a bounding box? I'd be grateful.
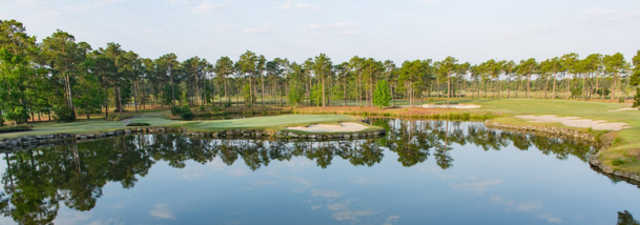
[618,97,625,103]
[0,125,32,134]
[611,158,625,166]
[5,106,29,124]
[171,105,194,120]
[53,105,76,122]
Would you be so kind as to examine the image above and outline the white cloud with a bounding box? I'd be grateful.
[311,189,342,198]
[243,25,271,33]
[450,178,503,193]
[325,201,375,222]
[538,213,563,224]
[490,195,563,224]
[516,202,542,212]
[55,211,91,225]
[150,203,176,220]
[280,0,314,9]
[581,8,640,24]
[192,1,223,14]
[307,22,360,35]
[332,210,375,222]
[295,2,313,9]
[327,202,347,211]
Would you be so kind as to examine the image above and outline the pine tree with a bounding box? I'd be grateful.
[373,80,392,107]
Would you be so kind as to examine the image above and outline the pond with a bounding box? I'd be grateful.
[0,119,639,225]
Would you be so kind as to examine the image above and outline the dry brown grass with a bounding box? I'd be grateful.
[292,106,494,120]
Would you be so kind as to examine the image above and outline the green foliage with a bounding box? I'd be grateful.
[0,20,39,125]
[75,73,106,118]
[612,158,625,166]
[53,105,76,122]
[0,125,31,133]
[310,83,322,106]
[373,80,392,107]
[241,83,256,106]
[633,88,640,108]
[287,63,305,106]
[596,88,611,97]
[171,105,194,120]
[4,106,29,124]
[570,83,583,98]
[288,82,304,106]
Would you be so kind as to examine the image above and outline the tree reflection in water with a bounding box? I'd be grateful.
[619,210,640,225]
[0,119,617,224]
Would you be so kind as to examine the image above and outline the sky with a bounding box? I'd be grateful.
[1,0,639,64]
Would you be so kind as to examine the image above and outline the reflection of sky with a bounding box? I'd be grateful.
[34,135,640,225]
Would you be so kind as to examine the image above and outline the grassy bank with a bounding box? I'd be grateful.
[0,113,361,139]
[474,99,640,175]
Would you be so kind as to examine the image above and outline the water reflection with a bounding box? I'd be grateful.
[0,119,629,224]
[619,210,640,225]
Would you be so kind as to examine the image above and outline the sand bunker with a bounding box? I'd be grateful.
[609,107,638,112]
[516,115,630,131]
[422,104,481,109]
[288,122,369,133]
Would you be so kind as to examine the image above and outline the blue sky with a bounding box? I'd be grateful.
[2,0,639,64]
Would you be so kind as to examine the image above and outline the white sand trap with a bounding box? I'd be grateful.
[288,122,369,133]
[609,107,638,112]
[422,104,481,109]
[515,115,630,131]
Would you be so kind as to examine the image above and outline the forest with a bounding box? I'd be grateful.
[2,19,640,124]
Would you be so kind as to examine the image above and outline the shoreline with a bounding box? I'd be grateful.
[0,125,386,151]
[485,119,640,184]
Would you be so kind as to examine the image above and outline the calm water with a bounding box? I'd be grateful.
[1,120,639,225]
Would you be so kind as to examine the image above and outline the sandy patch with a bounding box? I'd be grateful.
[422,104,481,109]
[288,122,369,133]
[609,107,638,112]
[515,115,630,131]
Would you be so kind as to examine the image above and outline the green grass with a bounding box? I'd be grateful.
[172,114,357,131]
[470,98,640,175]
[0,113,360,139]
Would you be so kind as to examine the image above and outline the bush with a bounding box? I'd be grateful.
[5,106,29,124]
[171,105,194,120]
[53,105,76,122]
[618,97,625,103]
[612,158,626,166]
[126,122,150,127]
[0,125,32,134]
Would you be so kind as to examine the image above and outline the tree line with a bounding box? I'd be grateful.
[2,19,640,124]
